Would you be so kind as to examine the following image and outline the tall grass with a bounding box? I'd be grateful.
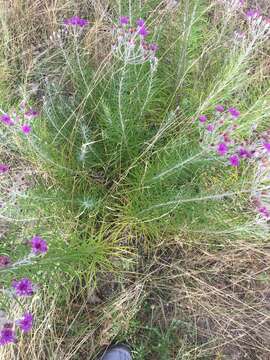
[1,0,270,358]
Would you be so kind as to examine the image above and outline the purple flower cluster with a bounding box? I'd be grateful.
[244,8,270,36]
[198,107,270,222]
[0,236,48,346]
[250,131,270,221]
[246,9,261,19]
[1,95,48,347]
[64,16,89,27]
[230,5,270,45]
[198,105,247,167]
[112,16,158,69]
[0,313,34,345]
[0,236,48,269]
[0,102,39,135]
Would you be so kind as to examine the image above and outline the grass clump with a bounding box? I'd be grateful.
[1,0,270,358]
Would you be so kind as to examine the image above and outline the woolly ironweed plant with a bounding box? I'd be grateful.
[1,0,270,357]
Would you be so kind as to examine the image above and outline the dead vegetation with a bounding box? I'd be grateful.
[1,1,270,359]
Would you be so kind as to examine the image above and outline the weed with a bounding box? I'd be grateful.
[0,0,270,358]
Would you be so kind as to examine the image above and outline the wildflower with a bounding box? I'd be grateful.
[16,313,33,333]
[0,164,9,174]
[229,154,240,167]
[217,143,228,155]
[64,16,89,27]
[228,107,240,118]
[136,18,145,27]
[238,147,252,158]
[263,142,270,152]
[24,108,39,119]
[149,43,158,52]
[112,17,158,68]
[0,328,16,346]
[138,26,149,37]
[0,255,11,267]
[31,236,48,255]
[12,278,35,297]
[0,114,14,126]
[206,124,214,132]
[198,115,207,123]
[259,206,270,218]
[246,9,261,19]
[21,124,31,134]
[119,16,129,26]
[215,105,225,112]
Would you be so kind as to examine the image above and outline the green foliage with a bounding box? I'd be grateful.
[1,0,268,260]
[117,300,211,360]
[0,1,270,357]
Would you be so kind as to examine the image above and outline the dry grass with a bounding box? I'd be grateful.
[1,1,270,359]
[11,241,269,359]
[168,242,270,359]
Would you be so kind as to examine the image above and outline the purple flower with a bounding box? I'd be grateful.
[0,255,11,267]
[149,43,158,52]
[0,328,16,346]
[24,108,39,119]
[217,143,228,156]
[0,164,9,174]
[12,278,35,297]
[16,313,33,333]
[21,124,31,134]
[64,16,89,27]
[119,16,129,26]
[238,148,252,159]
[246,9,260,18]
[138,26,149,37]
[228,107,240,118]
[263,142,270,152]
[136,18,145,27]
[206,124,214,132]
[0,114,14,126]
[31,236,48,254]
[259,206,270,218]
[229,154,240,167]
[198,115,207,123]
[215,105,225,112]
